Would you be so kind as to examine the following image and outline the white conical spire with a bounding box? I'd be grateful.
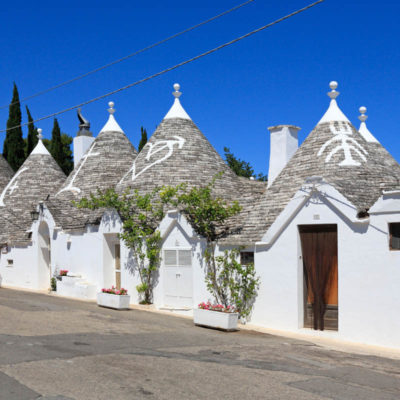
[317,81,350,124]
[100,101,124,133]
[358,106,379,143]
[164,83,191,120]
[31,128,51,155]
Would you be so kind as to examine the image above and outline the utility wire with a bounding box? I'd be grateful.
[0,0,256,110]
[1,0,324,133]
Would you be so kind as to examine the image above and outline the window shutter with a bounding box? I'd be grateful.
[164,250,177,266]
[178,250,192,266]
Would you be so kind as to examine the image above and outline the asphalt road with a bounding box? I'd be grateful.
[0,288,399,400]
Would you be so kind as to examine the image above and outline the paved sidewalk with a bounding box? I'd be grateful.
[0,288,399,400]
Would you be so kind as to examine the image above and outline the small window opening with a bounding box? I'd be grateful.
[240,252,254,265]
[389,223,400,250]
[7,259,13,267]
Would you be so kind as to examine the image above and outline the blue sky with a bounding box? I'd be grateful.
[0,0,399,176]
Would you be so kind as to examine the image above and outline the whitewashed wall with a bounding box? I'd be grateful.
[252,187,400,349]
[154,214,209,308]
[0,245,37,289]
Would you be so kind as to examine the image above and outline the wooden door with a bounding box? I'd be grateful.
[164,249,193,308]
[115,244,121,290]
[299,225,338,331]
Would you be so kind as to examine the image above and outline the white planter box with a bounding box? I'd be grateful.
[193,308,238,331]
[97,293,131,310]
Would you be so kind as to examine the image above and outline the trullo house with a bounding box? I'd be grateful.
[34,104,137,298]
[0,130,66,289]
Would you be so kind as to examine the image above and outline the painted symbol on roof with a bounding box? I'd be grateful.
[121,136,185,183]
[0,167,29,207]
[317,123,368,166]
[56,143,100,196]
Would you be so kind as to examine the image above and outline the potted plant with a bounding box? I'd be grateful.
[193,248,259,331]
[97,286,130,310]
[175,175,260,331]
[59,269,68,276]
[193,302,238,331]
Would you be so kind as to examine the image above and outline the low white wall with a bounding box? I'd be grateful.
[0,245,38,289]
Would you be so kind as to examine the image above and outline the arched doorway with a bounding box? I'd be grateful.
[38,221,51,289]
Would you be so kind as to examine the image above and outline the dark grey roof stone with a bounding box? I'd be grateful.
[0,155,13,193]
[116,116,265,242]
[117,118,241,198]
[0,150,66,246]
[48,128,137,229]
[228,120,400,245]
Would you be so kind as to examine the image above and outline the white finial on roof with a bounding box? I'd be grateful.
[164,83,191,120]
[108,101,115,114]
[358,106,379,143]
[317,81,350,124]
[359,106,367,122]
[31,128,51,155]
[328,81,339,99]
[173,83,182,98]
[100,100,124,133]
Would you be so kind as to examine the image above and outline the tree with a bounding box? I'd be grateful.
[50,119,63,166]
[3,83,25,171]
[223,147,267,182]
[60,133,73,175]
[49,119,73,175]
[26,106,38,156]
[138,126,148,152]
[177,176,259,320]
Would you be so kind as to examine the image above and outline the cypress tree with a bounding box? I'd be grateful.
[60,133,73,175]
[26,106,38,156]
[3,83,25,171]
[49,118,73,175]
[138,126,148,152]
[50,118,64,168]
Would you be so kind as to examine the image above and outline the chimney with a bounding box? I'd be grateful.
[267,125,300,187]
[73,108,94,168]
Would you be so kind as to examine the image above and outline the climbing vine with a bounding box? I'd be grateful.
[176,174,259,320]
[76,186,179,304]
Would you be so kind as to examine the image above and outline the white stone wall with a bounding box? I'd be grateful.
[252,191,400,349]
[0,245,37,289]
[153,221,209,309]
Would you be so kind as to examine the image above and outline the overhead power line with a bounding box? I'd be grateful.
[0,0,256,110]
[1,0,324,133]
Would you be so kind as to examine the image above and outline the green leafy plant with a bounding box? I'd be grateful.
[176,174,260,320]
[210,248,259,319]
[50,277,57,291]
[76,186,180,304]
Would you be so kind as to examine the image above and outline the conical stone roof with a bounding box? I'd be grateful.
[0,131,66,245]
[117,84,242,199]
[231,82,400,245]
[0,155,14,193]
[47,102,137,229]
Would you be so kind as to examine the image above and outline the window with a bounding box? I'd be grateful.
[164,249,192,266]
[7,259,13,267]
[240,252,254,265]
[389,223,400,250]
